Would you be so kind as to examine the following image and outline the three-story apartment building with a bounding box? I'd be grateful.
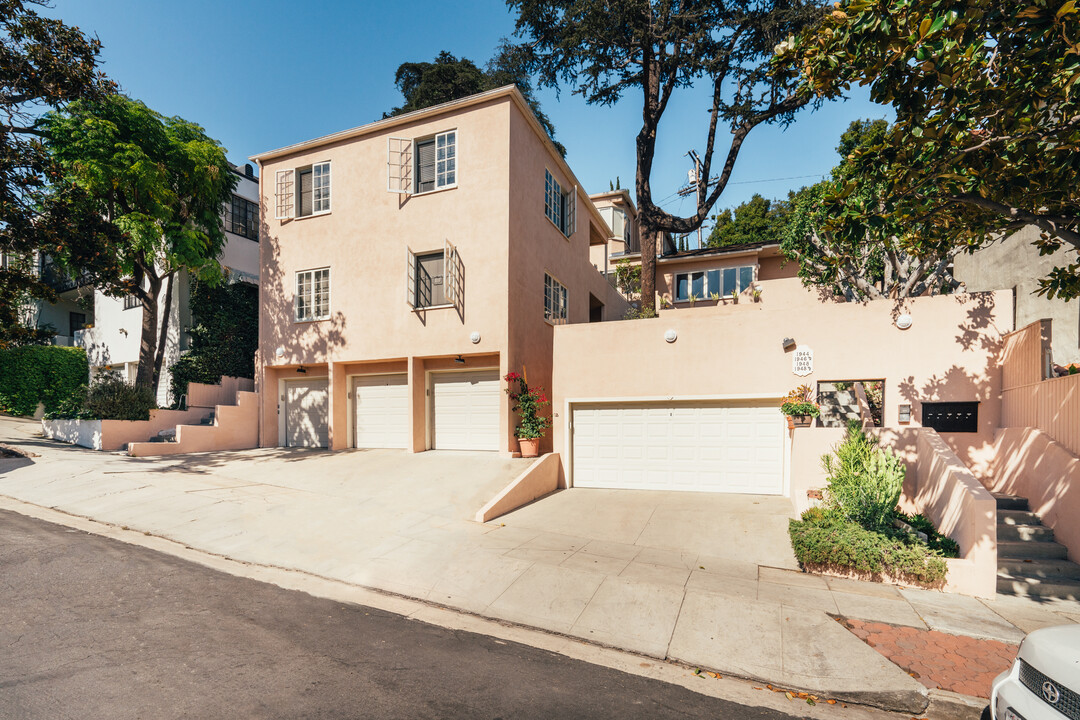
[252,86,627,454]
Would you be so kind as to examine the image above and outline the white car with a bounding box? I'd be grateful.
[991,624,1080,720]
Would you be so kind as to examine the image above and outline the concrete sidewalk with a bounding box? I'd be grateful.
[2,416,1079,715]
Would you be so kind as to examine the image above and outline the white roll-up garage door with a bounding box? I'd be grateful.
[431,369,501,451]
[285,378,329,448]
[571,402,784,494]
[353,374,409,449]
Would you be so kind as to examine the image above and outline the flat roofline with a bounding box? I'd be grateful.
[589,189,637,215]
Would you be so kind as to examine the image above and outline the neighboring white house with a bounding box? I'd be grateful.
[33,163,261,405]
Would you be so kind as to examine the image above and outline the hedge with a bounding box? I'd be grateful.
[789,509,949,586]
[0,345,88,416]
[46,372,157,421]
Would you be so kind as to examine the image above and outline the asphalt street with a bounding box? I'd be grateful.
[1,508,867,719]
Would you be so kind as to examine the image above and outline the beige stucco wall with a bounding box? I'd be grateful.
[552,281,1012,499]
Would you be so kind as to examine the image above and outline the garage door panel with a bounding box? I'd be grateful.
[572,403,784,494]
[354,374,409,449]
[432,370,500,451]
[286,379,329,449]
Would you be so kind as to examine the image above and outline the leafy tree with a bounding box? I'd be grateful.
[0,0,120,346]
[509,0,825,311]
[44,94,236,390]
[386,43,566,156]
[787,0,1080,298]
[781,119,960,300]
[706,193,790,248]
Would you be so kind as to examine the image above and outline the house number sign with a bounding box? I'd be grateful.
[792,346,814,377]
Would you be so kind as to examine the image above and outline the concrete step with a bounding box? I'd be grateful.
[998,558,1080,581]
[996,523,1055,542]
[992,492,1029,511]
[998,509,1042,526]
[997,540,1069,560]
[997,574,1080,601]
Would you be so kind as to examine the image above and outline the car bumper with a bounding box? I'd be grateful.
[992,668,1068,720]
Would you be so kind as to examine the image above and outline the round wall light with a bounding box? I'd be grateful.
[664,329,678,343]
[275,346,285,358]
[469,331,481,344]
[895,313,913,330]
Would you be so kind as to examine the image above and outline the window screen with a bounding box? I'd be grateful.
[298,168,313,217]
[415,251,446,308]
[922,402,979,433]
[416,139,436,193]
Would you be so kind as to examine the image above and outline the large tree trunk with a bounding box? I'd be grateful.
[134,273,161,389]
[152,271,175,394]
[639,227,657,312]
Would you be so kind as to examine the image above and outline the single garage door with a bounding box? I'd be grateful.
[285,378,329,448]
[571,402,784,494]
[431,369,500,451]
[353,374,409,449]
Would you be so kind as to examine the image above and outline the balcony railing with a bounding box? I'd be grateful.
[40,260,93,294]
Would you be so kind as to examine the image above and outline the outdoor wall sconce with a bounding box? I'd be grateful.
[664,329,677,343]
[896,313,913,330]
[782,337,796,351]
[275,346,285,358]
[296,365,307,374]
[469,331,481,344]
[898,404,911,423]
[454,355,466,364]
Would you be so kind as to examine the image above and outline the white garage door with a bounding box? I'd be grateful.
[431,369,500,451]
[571,403,784,494]
[354,374,409,449]
[285,378,329,448]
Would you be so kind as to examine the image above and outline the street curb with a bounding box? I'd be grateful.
[926,688,989,720]
[0,493,922,718]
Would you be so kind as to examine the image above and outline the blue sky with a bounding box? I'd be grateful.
[55,0,891,230]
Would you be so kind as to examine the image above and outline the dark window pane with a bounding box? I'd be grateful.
[298,169,313,217]
[415,251,445,307]
[739,266,753,291]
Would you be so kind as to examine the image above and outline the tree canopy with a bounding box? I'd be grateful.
[386,44,565,156]
[785,0,1080,298]
[508,0,825,311]
[0,0,119,347]
[781,119,961,300]
[706,193,791,248]
[44,94,236,388]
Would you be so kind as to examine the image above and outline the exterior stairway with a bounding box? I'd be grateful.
[995,492,1080,601]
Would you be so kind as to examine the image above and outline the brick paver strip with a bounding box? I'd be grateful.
[840,617,1018,698]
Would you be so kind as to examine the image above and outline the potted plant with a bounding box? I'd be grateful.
[505,369,550,457]
[781,384,820,429]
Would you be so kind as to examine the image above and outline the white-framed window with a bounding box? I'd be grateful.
[544,273,568,323]
[544,169,576,238]
[295,267,330,321]
[406,239,459,309]
[275,161,331,219]
[675,265,755,301]
[388,130,456,195]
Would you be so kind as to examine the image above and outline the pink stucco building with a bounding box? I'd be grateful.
[251,86,627,455]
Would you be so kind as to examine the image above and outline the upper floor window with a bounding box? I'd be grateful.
[124,294,140,310]
[295,267,330,321]
[674,264,754,301]
[226,194,259,240]
[406,240,460,310]
[544,273,568,323]
[388,131,456,196]
[545,170,576,238]
[275,161,331,220]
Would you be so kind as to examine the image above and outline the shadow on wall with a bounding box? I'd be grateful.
[259,216,347,365]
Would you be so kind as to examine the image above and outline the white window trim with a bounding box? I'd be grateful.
[389,130,459,197]
[674,265,757,302]
[406,243,459,312]
[544,272,568,325]
[275,169,295,220]
[544,169,576,239]
[311,161,331,215]
[294,266,331,322]
[413,129,459,197]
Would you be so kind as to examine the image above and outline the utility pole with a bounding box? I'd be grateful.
[678,150,716,250]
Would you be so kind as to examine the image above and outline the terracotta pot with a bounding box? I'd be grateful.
[518,437,540,458]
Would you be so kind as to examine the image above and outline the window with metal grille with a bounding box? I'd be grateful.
[922,401,979,433]
[226,194,259,240]
[544,273,568,323]
[295,268,330,322]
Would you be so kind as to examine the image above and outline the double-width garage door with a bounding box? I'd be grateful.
[571,402,784,494]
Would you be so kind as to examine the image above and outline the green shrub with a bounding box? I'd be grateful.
[897,512,961,558]
[169,280,257,406]
[789,511,948,585]
[822,420,905,529]
[0,345,88,416]
[46,373,157,421]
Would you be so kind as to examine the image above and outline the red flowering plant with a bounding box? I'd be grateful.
[780,384,820,418]
[504,370,551,439]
